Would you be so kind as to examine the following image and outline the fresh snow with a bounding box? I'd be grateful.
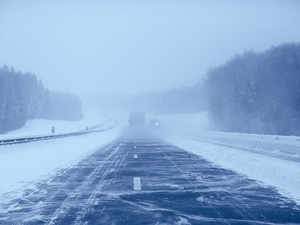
[0,113,110,139]
[161,112,300,205]
[0,113,125,206]
[1,111,299,209]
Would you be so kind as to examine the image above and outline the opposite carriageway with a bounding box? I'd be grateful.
[0,119,119,147]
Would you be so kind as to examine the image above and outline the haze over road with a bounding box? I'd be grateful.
[1,0,300,100]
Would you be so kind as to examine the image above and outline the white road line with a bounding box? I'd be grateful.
[134,177,141,191]
[134,154,138,159]
[134,146,137,149]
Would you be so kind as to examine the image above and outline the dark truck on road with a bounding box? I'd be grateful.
[129,112,145,127]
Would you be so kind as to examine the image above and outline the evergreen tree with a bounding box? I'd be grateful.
[0,65,83,133]
[204,43,300,135]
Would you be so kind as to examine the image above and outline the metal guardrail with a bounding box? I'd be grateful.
[0,121,120,147]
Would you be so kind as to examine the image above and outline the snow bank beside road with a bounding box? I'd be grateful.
[0,113,110,139]
[0,127,122,205]
[0,113,125,206]
[166,135,300,205]
[162,112,300,204]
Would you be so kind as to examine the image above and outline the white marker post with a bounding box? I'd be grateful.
[134,177,141,191]
[134,154,138,159]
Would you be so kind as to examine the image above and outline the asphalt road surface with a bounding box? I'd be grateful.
[1,139,300,224]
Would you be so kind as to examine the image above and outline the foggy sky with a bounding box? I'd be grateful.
[1,0,300,98]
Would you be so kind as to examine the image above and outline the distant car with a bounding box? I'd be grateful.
[150,119,160,127]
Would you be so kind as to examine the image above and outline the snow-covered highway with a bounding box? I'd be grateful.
[0,113,300,224]
[1,138,300,224]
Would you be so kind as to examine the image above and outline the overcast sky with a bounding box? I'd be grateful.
[1,0,300,99]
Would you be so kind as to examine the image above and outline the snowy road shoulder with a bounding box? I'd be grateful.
[166,136,300,205]
[0,126,123,207]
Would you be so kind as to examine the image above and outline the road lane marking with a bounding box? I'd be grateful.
[134,146,137,149]
[134,177,141,191]
[134,154,138,159]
